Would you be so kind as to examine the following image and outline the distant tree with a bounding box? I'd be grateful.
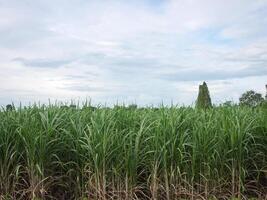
[60,105,69,109]
[6,104,14,111]
[222,101,234,107]
[239,90,264,107]
[88,106,97,111]
[69,104,77,109]
[114,105,126,109]
[196,82,212,109]
[128,104,137,109]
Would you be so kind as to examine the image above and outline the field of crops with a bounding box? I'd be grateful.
[0,105,267,199]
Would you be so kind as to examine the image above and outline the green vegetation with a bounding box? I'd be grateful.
[0,104,267,199]
[196,82,212,109]
[5,104,14,111]
[239,90,264,107]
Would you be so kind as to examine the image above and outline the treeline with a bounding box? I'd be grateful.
[4,82,267,112]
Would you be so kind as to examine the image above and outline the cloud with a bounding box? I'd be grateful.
[12,57,73,68]
[159,65,267,82]
[157,40,267,82]
[0,0,267,106]
[60,84,108,92]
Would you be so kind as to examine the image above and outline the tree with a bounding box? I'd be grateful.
[69,104,77,109]
[6,104,14,111]
[221,101,234,107]
[239,90,264,107]
[128,104,137,109]
[196,81,212,109]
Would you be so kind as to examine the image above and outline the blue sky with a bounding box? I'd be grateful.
[0,0,267,106]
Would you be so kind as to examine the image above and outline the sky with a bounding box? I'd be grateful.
[0,0,267,106]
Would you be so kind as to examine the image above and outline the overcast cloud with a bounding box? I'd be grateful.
[0,0,267,106]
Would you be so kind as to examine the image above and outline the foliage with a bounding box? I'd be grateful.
[239,90,264,107]
[5,104,14,111]
[196,82,212,109]
[221,100,235,107]
[69,104,77,109]
[128,104,137,109]
[260,100,267,109]
[0,105,266,199]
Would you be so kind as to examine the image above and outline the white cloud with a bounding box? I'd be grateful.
[0,0,267,106]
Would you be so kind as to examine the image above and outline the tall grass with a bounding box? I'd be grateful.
[0,104,266,199]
